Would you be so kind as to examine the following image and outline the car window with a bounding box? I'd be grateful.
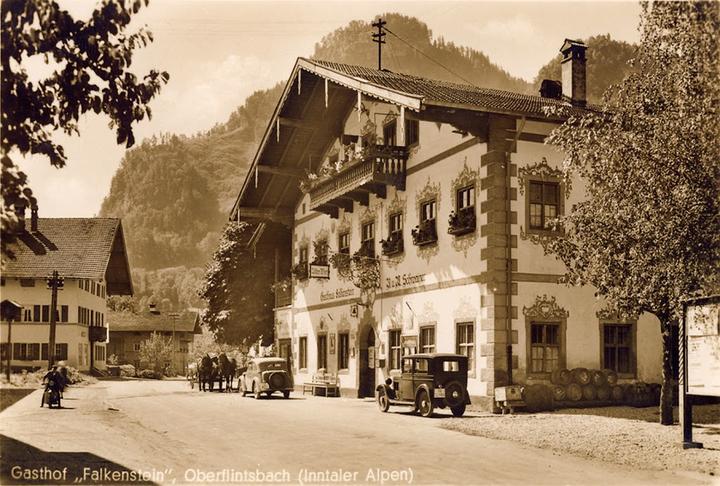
[442,360,460,372]
[402,358,413,373]
[415,359,429,373]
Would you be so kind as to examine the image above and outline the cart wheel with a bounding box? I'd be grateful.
[377,388,390,412]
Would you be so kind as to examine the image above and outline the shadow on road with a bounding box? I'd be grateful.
[0,435,157,485]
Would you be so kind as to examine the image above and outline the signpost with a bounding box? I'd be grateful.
[309,264,330,279]
[680,295,720,449]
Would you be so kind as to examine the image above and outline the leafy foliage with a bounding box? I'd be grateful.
[199,221,276,345]
[138,331,174,375]
[1,0,168,265]
[534,34,637,104]
[544,1,719,425]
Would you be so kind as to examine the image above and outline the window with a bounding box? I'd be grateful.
[299,337,308,370]
[383,120,397,146]
[402,358,413,373]
[20,278,35,287]
[28,343,40,360]
[338,233,350,254]
[457,186,475,211]
[442,360,460,372]
[0,343,8,360]
[33,305,40,322]
[299,246,309,264]
[456,322,475,373]
[420,326,435,353]
[314,239,328,265]
[390,213,403,236]
[96,345,106,362]
[41,305,49,322]
[415,358,429,373]
[61,305,68,323]
[405,119,419,146]
[13,343,28,360]
[389,330,401,370]
[529,181,560,230]
[317,335,327,370]
[338,333,349,370]
[23,309,32,322]
[421,200,436,222]
[360,221,375,258]
[530,322,561,373]
[133,343,141,352]
[602,323,635,375]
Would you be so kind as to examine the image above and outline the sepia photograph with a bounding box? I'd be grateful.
[1,0,719,484]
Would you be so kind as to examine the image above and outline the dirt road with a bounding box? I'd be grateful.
[0,380,711,485]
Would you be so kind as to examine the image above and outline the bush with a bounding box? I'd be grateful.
[119,364,135,377]
[139,369,160,379]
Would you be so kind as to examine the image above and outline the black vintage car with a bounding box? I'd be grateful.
[375,353,470,418]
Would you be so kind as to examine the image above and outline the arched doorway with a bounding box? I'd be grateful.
[358,325,376,398]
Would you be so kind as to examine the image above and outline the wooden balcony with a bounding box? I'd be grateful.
[309,145,408,216]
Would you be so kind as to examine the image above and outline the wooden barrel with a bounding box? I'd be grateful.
[611,385,624,401]
[591,370,606,387]
[571,367,591,385]
[552,385,566,401]
[596,385,611,401]
[551,369,572,386]
[566,383,583,401]
[582,384,597,401]
[603,369,618,386]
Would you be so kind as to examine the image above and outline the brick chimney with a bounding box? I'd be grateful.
[14,200,27,232]
[560,39,588,107]
[30,198,38,232]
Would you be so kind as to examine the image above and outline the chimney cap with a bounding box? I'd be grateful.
[560,39,587,59]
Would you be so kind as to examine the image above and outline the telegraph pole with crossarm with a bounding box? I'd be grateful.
[46,271,64,368]
[372,18,387,70]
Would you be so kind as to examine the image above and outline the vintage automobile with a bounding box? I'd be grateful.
[240,357,294,399]
[375,353,470,418]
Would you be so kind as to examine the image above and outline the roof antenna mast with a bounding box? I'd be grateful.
[371,18,387,70]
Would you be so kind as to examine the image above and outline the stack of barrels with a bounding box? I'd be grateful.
[549,368,623,406]
[520,368,662,411]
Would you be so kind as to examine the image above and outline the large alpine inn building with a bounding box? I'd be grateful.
[230,40,664,408]
[1,206,133,373]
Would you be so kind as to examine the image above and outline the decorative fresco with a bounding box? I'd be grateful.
[522,294,569,320]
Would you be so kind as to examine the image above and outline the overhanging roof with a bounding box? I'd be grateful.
[230,58,592,221]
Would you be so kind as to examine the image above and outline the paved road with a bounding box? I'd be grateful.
[0,380,709,485]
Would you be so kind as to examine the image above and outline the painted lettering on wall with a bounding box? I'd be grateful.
[385,273,426,289]
[320,288,356,302]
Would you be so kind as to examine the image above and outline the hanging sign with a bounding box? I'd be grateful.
[309,264,330,279]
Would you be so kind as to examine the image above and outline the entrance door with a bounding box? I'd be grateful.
[359,328,376,398]
[279,338,292,369]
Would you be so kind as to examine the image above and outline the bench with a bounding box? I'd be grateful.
[302,371,340,397]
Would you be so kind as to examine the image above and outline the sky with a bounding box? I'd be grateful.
[19,0,642,218]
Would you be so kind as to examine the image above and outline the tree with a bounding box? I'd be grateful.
[544,1,719,425]
[1,0,169,265]
[199,221,276,345]
[138,331,173,376]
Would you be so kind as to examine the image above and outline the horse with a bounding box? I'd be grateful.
[198,354,215,392]
[217,353,236,392]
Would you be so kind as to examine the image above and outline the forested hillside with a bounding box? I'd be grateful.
[100,15,635,313]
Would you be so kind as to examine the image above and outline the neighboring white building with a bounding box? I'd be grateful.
[1,209,133,372]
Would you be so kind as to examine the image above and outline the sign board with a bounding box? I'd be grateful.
[309,264,330,279]
[368,346,375,369]
[685,298,720,397]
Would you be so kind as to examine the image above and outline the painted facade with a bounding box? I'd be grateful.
[231,50,664,409]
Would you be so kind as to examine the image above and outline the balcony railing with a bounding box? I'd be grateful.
[309,145,408,211]
[89,326,108,342]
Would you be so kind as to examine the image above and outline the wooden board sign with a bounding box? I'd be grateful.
[685,298,720,397]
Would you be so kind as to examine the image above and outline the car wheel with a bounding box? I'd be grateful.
[451,403,466,417]
[283,391,290,399]
[376,387,390,412]
[417,390,434,418]
[253,382,261,400]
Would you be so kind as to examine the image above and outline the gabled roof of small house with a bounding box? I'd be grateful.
[230,57,595,222]
[107,310,201,333]
[3,218,133,295]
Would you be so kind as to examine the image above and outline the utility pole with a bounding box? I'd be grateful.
[1,300,22,381]
[168,312,180,373]
[46,271,64,369]
[371,18,387,70]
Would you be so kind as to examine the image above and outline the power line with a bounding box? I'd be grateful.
[383,27,481,90]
